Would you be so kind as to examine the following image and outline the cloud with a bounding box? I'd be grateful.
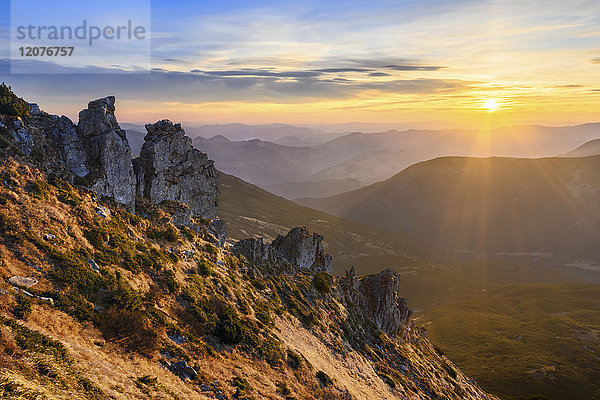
[382,65,445,71]
[313,68,372,73]
[197,69,323,78]
[0,59,472,109]
[358,78,468,93]
[554,84,584,88]
[590,57,600,64]
[368,72,391,77]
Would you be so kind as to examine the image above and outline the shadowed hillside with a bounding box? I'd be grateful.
[299,156,600,265]
[217,172,431,273]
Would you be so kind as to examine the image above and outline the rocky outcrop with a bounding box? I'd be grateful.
[232,237,279,268]
[3,118,34,155]
[208,219,227,246]
[77,97,136,211]
[137,119,219,220]
[232,226,333,275]
[3,93,222,221]
[341,267,412,338]
[272,227,333,272]
[51,116,89,178]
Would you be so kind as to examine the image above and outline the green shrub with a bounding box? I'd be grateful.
[0,377,45,399]
[232,376,252,399]
[45,291,98,323]
[197,259,214,276]
[312,272,331,294]
[146,225,180,242]
[162,269,180,293]
[26,180,51,200]
[50,249,102,295]
[204,243,218,255]
[276,381,293,399]
[78,377,105,400]
[255,334,283,367]
[0,83,30,117]
[0,125,14,149]
[1,316,70,362]
[84,227,109,248]
[108,285,142,312]
[135,375,158,391]
[254,303,273,328]
[214,308,246,345]
[11,294,32,320]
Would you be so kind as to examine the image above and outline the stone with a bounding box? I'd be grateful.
[137,119,219,222]
[232,226,333,275]
[341,268,412,338]
[43,233,56,240]
[272,227,333,273]
[167,332,187,344]
[181,249,195,259]
[169,360,197,380]
[233,237,279,265]
[28,103,41,115]
[51,116,89,178]
[77,96,136,211]
[208,219,227,246]
[87,259,100,272]
[9,118,34,155]
[8,276,38,288]
[95,206,111,219]
[38,296,54,304]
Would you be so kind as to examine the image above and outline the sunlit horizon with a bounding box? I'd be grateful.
[1,0,599,129]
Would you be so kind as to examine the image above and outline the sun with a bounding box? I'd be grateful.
[484,99,499,111]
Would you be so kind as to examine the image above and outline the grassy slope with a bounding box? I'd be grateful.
[219,172,600,400]
[0,160,495,400]
[218,172,431,273]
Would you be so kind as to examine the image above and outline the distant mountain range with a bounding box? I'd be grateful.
[299,155,600,265]
[159,122,600,199]
[562,138,600,157]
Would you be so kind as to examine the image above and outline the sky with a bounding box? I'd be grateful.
[0,0,599,129]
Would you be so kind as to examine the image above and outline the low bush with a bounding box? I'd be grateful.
[50,249,102,296]
[0,83,30,117]
[197,258,214,276]
[232,376,252,399]
[214,308,246,345]
[99,308,157,354]
[146,225,180,242]
[1,316,70,362]
[11,294,32,320]
[312,272,332,294]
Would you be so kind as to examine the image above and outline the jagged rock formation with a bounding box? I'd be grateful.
[208,219,227,246]
[272,227,333,272]
[137,119,219,221]
[341,267,412,338]
[51,116,89,178]
[232,226,333,275]
[77,96,136,211]
[2,92,222,224]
